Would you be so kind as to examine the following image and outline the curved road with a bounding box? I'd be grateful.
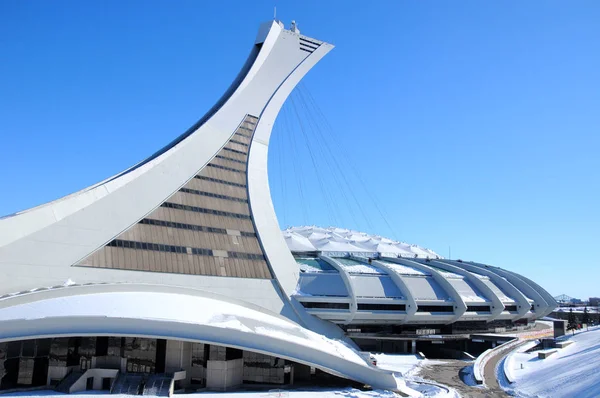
[416,322,552,397]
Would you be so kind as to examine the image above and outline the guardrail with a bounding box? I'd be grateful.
[473,338,519,385]
[476,326,553,385]
[518,328,553,340]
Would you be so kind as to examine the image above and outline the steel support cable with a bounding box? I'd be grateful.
[289,93,340,227]
[291,90,360,229]
[282,103,309,224]
[293,87,367,231]
[292,88,351,228]
[290,91,353,228]
[299,83,398,238]
[301,82,398,237]
[295,85,374,232]
[298,83,383,232]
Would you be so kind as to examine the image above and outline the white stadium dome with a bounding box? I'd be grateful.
[283,226,441,258]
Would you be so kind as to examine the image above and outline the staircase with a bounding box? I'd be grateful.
[111,373,145,395]
[55,370,84,394]
[142,374,173,397]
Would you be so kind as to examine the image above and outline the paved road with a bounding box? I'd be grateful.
[416,322,551,396]
[418,359,508,398]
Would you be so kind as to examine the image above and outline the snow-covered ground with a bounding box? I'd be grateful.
[372,353,421,375]
[554,306,600,313]
[1,354,457,398]
[501,326,600,398]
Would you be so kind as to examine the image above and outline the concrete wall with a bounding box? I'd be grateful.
[206,358,243,391]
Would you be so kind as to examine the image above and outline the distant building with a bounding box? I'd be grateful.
[590,297,600,306]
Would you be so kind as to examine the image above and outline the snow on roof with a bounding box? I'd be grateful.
[296,258,337,273]
[376,260,430,276]
[333,257,386,275]
[283,226,441,258]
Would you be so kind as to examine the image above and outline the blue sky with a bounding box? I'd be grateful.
[1,1,598,298]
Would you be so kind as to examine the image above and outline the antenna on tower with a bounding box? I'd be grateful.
[274,6,277,20]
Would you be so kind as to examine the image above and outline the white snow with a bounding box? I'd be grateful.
[372,354,421,375]
[375,260,429,276]
[554,306,600,314]
[372,354,459,397]
[502,326,600,398]
[335,258,386,275]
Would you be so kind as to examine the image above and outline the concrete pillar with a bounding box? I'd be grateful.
[403,341,408,353]
[411,340,416,354]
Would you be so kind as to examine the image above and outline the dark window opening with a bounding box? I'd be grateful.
[416,305,454,313]
[466,306,491,312]
[357,303,406,311]
[300,302,350,310]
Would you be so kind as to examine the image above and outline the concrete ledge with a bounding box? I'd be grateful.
[538,349,557,359]
[555,341,573,349]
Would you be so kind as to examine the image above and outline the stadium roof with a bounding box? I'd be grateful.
[283,226,441,258]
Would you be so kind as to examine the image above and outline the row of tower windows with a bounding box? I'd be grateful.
[179,187,248,203]
[138,218,256,237]
[194,175,247,188]
[206,163,245,174]
[215,154,247,165]
[229,139,249,147]
[161,202,251,220]
[236,127,253,135]
[223,147,247,156]
[106,239,265,260]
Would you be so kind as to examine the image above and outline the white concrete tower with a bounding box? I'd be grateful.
[0,21,408,391]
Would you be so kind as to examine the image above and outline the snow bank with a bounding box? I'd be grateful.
[503,340,539,383]
[503,326,600,398]
[372,353,421,375]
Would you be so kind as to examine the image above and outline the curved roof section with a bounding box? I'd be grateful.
[283,226,441,258]
[286,226,557,320]
[0,284,403,391]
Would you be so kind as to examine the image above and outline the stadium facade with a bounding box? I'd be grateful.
[0,21,556,395]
